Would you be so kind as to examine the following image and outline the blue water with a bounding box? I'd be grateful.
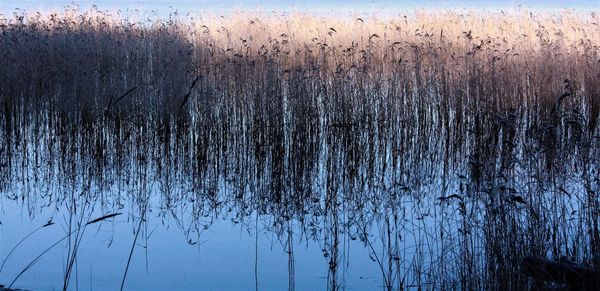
[1,199,384,290]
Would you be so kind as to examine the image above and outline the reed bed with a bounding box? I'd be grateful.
[0,6,599,290]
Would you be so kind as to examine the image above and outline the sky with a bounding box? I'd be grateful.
[1,0,599,16]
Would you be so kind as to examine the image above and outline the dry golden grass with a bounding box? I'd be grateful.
[1,8,598,117]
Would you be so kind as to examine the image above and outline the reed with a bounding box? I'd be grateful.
[0,6,598,290]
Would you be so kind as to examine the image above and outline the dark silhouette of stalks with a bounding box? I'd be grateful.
[105,87,138,117]
[0,220,54,274]
[120,210,144,291]
[0,7,599,291]
[7,212,121,289]
[178,75,201,113]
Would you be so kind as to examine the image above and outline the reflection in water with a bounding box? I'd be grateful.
[0,8,599,290]
[1,98,597,290]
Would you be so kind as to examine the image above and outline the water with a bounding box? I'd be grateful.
[1,114,594,290]
[0,8,599,290]
[1,203,381,290]
[0,122,445,290]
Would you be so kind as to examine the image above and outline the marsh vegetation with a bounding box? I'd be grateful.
[0,6,599,290]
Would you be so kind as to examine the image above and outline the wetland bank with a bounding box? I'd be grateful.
[0,6,599,290]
